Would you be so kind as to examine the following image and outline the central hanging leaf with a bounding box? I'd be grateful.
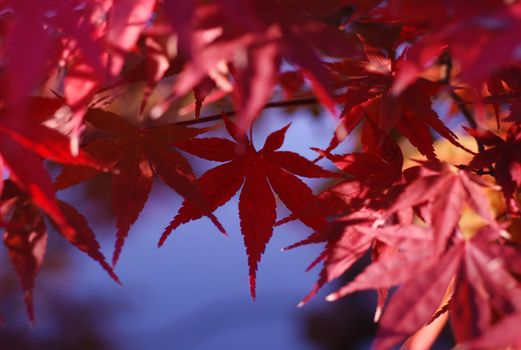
[160,116,340,298]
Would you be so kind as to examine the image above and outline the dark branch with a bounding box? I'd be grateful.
[439,52,484,152]
[174,96,321,126]
[449,91,478,130]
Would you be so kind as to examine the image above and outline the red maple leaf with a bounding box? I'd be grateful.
[485,64,521,124]
[169,0,363,128]
[282,134,407,310]
[370,226,521,350]
[0,180,118,324]
[294,160,499,314]
[300,161,512,349]
[388,0,521,92]
[317,130,403,205]
[388,162,497,252]
[2,0,159,146]
[276,130,404,237]
[462,312,521,349]
[160,116,339,298]
[468,123,521,212]
[289,211,419,307]
[326,56,469,159]
[55,108,218,265]
[0,98,109,239]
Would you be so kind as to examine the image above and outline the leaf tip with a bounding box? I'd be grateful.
[108,267,122,286]
[325,293,337,302]
[111,248,121,268]
[209,214,227,236]
[249,275,257,301]
[70,137,80,157]
[373,305,383,323]
[158,229,171,248]
[23,291,35,326]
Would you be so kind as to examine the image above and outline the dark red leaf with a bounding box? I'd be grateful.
[112,149,153,265]
[4,203,47,324]
[373,244,462,350]
[57,201,120,284]
[239,168,276,299]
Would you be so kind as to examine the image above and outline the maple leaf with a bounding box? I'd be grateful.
[2,0,158,147]
[318,130,403,203]
[0,98,110,240]
[3,1,521,345]
[134,17,172,117]
[326,56,469,160]
[160,116,339,298]
[487,65,521,98]
[294,161,507,346]
[290,208,422,307]
[277,130,404,234]
[461,312,521,350]
[387,162,496,252]
[2,190,47,325]
[485,64,521,124]
[468,124,521,212]
[0,180,118,324]
[388,0,521,92]
[105,0,157,76]
[282,134,406,305]
[297,157,515,349]
[324,225,434,302]
[55,108,217,265]
[1,0,55,104]
[288,210,383,306]
[301,217,516,349]
[1,0,111,146]
[371,227,521,350]
[169,0,363,128]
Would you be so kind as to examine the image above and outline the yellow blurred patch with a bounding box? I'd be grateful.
[459,204,489,240]
[403,135,507,239]
[402,135,477,169]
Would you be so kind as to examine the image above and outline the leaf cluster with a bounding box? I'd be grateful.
[0,1,521,348]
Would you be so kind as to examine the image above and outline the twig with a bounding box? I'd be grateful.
[449,91,478,130]
[174,96,320,126]
[439,52,484,152]
[456,164,494,176]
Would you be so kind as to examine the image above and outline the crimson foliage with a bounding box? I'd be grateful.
[1,0,521,348]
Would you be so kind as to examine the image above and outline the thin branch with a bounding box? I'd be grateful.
[456,164,494,176]
[449,91,478,130]
[439,52,484,152]
[450,91,486,153]
[439,51,453,85]
[174,96,320,126]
